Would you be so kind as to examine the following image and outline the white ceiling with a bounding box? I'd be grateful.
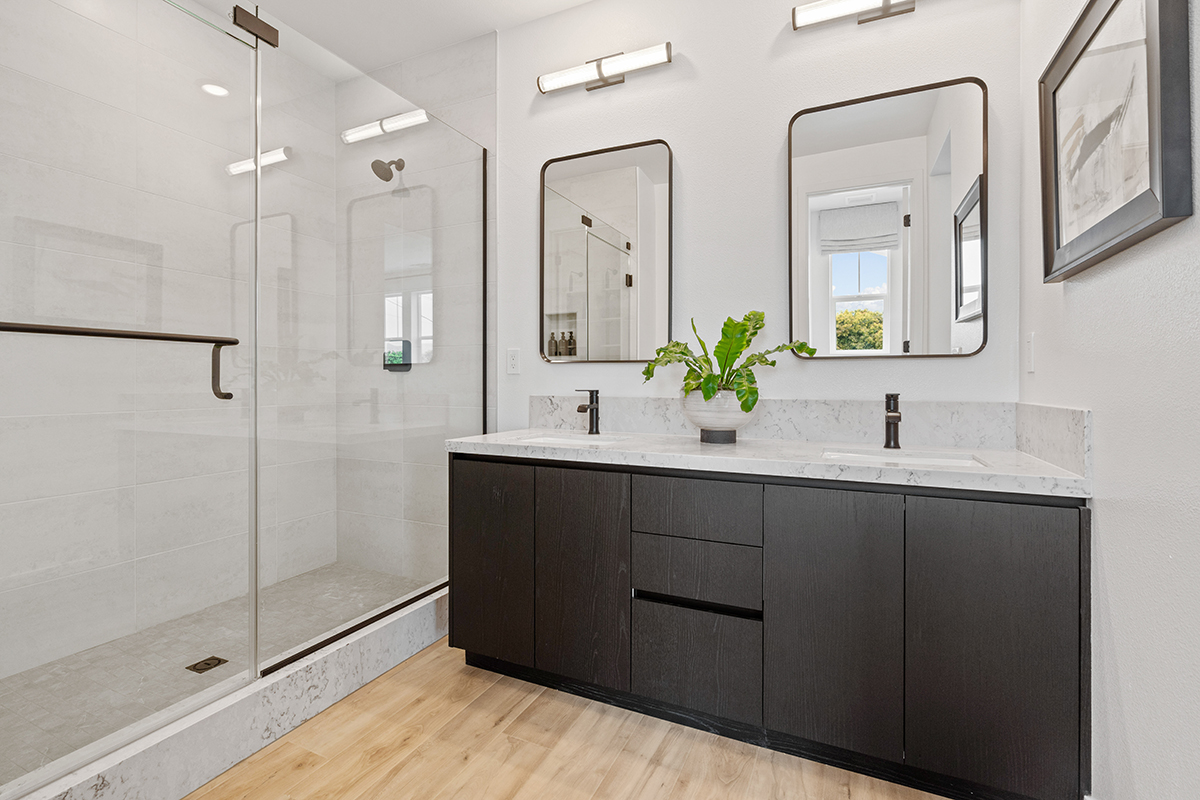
[201,0,594,73]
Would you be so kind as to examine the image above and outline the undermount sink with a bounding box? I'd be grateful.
[520,434,628,447]
[821,447,987,469]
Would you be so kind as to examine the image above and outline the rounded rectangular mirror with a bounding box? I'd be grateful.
[789,79,987,358]
[541,140,672,362]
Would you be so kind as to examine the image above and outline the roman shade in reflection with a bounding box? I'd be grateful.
[819,202,901,254]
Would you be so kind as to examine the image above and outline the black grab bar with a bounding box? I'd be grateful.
[0,321,239,400]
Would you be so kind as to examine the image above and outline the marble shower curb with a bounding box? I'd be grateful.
[23,589,449,800]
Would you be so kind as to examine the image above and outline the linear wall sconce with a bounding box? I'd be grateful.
[340,109,429,144]
[537,43,672,94]
[226,146,291,176]
[792,0,915,29]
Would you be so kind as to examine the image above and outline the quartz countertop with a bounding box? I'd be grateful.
[447,429,1091,498]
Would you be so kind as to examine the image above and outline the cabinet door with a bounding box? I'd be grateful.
[906,496,1080,800]
[535,467,631,691]
[763,485,904,762]
[449,458,535,667]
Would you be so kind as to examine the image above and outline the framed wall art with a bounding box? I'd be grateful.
[1039,0,1192,282]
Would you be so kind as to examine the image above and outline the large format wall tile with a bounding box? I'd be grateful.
[0,413,135,505]
[0,562,136,679]
[0,0,137,112]
[275,459,336,524]
[0,489,134,593]
[336,459,404,517]
[133,535,248,630]
[0,64,138,186]
[135,470,248,557]
[277,512,337,582]
[134,407,249,483]
[0,335,135,417]
[0,242,142,329]
[0,155,140,254]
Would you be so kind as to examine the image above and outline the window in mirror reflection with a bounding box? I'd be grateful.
[382,222,435,369]
[832,251,889,352]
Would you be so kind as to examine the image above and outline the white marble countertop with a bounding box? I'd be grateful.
[447,429,1091,498]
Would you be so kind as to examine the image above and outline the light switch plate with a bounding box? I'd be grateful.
[506,348,520,375]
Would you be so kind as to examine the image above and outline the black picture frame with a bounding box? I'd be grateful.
[1039,0,1192,283]
[954,176,985,322]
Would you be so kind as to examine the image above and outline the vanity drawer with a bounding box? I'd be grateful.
[632,532,762,611]
[632,475,763,546]
[631,598,763,726]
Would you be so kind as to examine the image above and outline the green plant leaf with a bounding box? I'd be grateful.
[690,318,714,374]
[741,311,765,349]
[642,341,700,382]
[700,372,721,401]
[682,368,703,396]
[713,316,751,379]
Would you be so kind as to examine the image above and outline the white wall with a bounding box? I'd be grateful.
[1019,2,1200,798]
[496,0,1022,430]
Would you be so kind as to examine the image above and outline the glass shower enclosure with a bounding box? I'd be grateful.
[0,2,485,797]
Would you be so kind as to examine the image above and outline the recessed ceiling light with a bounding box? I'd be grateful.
[201,83,230,97]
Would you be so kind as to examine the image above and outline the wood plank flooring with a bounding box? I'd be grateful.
[184,639,943,800]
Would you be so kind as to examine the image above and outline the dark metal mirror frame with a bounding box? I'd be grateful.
[787,77,989,360]
[539,139,673,364]
[1039,0,1192,283]
[954,175,985,323]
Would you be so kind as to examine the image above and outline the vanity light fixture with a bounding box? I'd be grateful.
[537,42,672,94]
[340,109,429,144]
[225,146,291,176]
[792,0,915,30]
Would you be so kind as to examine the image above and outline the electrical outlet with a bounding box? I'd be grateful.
[506,348,520,375]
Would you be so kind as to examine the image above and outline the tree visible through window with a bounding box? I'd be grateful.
[831,251,888,352]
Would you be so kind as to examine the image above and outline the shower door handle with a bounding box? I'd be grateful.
[211,344,234,400]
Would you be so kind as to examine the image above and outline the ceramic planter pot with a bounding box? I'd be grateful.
[682,390,757,444]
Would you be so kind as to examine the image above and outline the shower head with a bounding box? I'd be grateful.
[371,158,405,181]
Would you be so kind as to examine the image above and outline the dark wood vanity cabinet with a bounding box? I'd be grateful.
[534,466,631,691]
[449,454,1089,800]
[905,496,1084,800]
[448,459,536,667]
[763,485,905,763]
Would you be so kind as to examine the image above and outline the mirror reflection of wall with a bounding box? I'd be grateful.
[542,141,672,362]
[790,80,987,358]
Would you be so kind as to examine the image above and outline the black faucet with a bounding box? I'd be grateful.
[576,389,600,435]
[884,394,902,450]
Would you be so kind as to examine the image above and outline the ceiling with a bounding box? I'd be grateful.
[200,0,593,73]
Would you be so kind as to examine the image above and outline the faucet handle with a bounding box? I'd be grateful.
[575,388,600,399]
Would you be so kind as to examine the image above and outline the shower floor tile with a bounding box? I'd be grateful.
[0,562,429,792]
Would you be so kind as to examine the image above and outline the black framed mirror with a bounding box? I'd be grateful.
[540,140,673,363]
[788,78,988,358]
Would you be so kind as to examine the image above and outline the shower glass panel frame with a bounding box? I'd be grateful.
[0,2,486,797]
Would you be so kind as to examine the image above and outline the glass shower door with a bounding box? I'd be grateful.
[0,0,256,796]
[254,13,485,672]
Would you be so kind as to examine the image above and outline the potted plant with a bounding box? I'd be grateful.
[642,311,816,443]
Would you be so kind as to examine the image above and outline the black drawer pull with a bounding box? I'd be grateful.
[633,589,763,622]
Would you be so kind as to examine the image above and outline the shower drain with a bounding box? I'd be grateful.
[186,656,229,674]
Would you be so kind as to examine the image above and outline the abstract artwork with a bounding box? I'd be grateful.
[1039,0,1192,282]
[1054,0,1150,244]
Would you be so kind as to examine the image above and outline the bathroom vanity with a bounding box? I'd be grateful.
[446,431,1090,800]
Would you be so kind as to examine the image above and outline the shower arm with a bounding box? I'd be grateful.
[0,321,240,400]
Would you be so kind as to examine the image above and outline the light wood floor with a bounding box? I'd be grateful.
[184,638,943,800]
